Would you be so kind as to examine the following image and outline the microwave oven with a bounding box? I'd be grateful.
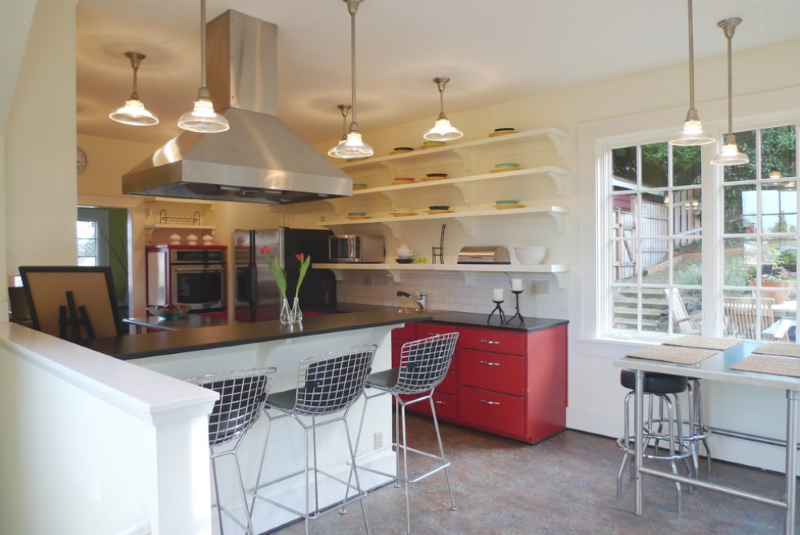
[328,234,385,263]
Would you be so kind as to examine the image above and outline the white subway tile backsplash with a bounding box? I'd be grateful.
[337,271,566,319]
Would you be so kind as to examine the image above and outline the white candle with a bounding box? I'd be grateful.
[493,288,503,302]
[511,279,522,292]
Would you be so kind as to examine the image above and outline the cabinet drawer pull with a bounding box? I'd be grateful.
[434,400,445,405]
[480,399,501,406]
[480,360,500,367]
[480,339,500,345]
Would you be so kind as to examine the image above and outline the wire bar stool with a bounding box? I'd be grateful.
[351,332,459,535]
[185,366,277,535]
[250,344,377,535]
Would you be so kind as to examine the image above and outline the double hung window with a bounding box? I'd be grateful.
[604,123,798,341]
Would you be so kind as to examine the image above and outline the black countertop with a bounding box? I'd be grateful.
[85,309,436,361]
[85,304,568,361]
[429,311,568,332]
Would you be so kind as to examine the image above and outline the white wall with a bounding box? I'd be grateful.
[0,323,217,535]
[5,0,78,275]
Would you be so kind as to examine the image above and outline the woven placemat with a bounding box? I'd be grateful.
[732,355,800,378]
[751,343,800,358]
[626,345,717,365]
[664,335,741,351]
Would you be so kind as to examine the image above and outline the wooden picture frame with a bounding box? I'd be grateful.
[18,266,124,341]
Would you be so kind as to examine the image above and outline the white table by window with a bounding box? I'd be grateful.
[614,340,800,535]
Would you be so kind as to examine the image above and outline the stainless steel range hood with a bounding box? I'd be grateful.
[123,10,352,204]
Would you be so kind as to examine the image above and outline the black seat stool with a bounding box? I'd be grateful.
[617,369,693,513]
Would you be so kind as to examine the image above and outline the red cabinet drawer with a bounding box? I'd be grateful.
[460,349,524,396]
[458,327,525,356]
[415,322,457,339]
[406,392,457,421]
[460,387,524,437]
[392,322,417,341]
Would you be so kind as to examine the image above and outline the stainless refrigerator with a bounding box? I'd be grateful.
[234,228,336,322]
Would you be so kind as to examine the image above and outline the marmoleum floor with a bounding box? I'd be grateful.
[269,414,796,535]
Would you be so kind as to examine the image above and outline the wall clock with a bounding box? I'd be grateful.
[77,147,88,174]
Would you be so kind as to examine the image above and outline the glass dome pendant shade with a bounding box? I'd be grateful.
[332,0,373,158]
[178,0,229,133]
[328,104,351,156]
[178,87,229,133]
[711,17,748,166]
[109,52,159,126]
[424,77,463,141]
[670,0,713,146]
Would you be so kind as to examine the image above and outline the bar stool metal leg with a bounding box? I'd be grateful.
[617,370,692,514]
[351,332,459,535]
[250,344,377,535]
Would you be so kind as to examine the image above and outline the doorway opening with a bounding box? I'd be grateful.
[77,206,131,317]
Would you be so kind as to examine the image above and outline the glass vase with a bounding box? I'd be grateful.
[291,297,303,324]
[279,297,292,325]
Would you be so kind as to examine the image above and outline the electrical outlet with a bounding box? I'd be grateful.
[531,281,549,294]
[374,431,383,449]
[364,275,372,286]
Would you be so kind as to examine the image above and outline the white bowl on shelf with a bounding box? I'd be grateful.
[514,246,547,265]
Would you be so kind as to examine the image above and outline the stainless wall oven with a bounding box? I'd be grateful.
[146,245,226,313]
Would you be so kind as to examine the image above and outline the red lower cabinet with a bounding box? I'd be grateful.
[460,387,526,437]
[392,320,568,444]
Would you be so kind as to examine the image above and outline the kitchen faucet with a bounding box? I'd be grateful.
[397,290,426,310]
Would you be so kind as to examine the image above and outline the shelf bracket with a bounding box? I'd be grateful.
[459,272,478,286]
[451,217,475,237]
[548,211,568,233]
[451,148,475,172]
[547,130,569,159]
[554,272,569,289]
[379,160,401,178]
[546,169,569,196]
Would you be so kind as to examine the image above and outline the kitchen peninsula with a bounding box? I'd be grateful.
[84,308,436,534]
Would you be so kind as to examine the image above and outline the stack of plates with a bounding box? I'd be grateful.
[422,173,449,182]
[390,146,415,155]
[488,127,516,137]
[490,163,520,173]
[391,209,417,217]
[353,183,368,190]
[421,140,446,149]
[346,212,370,220]
[494,199,525,210]
[391,177,416,185]
[426,205,452,214]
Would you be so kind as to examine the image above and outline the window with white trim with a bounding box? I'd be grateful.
[608,142,703,336]
[721,124,797,341]
[604,123,799,341]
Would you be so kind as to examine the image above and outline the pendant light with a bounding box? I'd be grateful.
[423,77,463,141]
[331,0,373,159]
[711,17,749,166]
[670,0,713,146]
[328,104,352,156]
[178,0,229,133]
[109,52,159,126]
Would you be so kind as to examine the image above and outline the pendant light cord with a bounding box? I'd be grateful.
[349,4,358,125]
[726,33,733,136]
[687,0,695,110]
[200,0,207,89]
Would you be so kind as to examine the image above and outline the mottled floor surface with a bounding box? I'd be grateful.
[272,414,795,535]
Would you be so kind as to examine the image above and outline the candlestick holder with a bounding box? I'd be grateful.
[487,299,508,325]
[507,290,525,325]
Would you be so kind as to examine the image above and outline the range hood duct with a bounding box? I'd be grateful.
[122,10,352,204]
